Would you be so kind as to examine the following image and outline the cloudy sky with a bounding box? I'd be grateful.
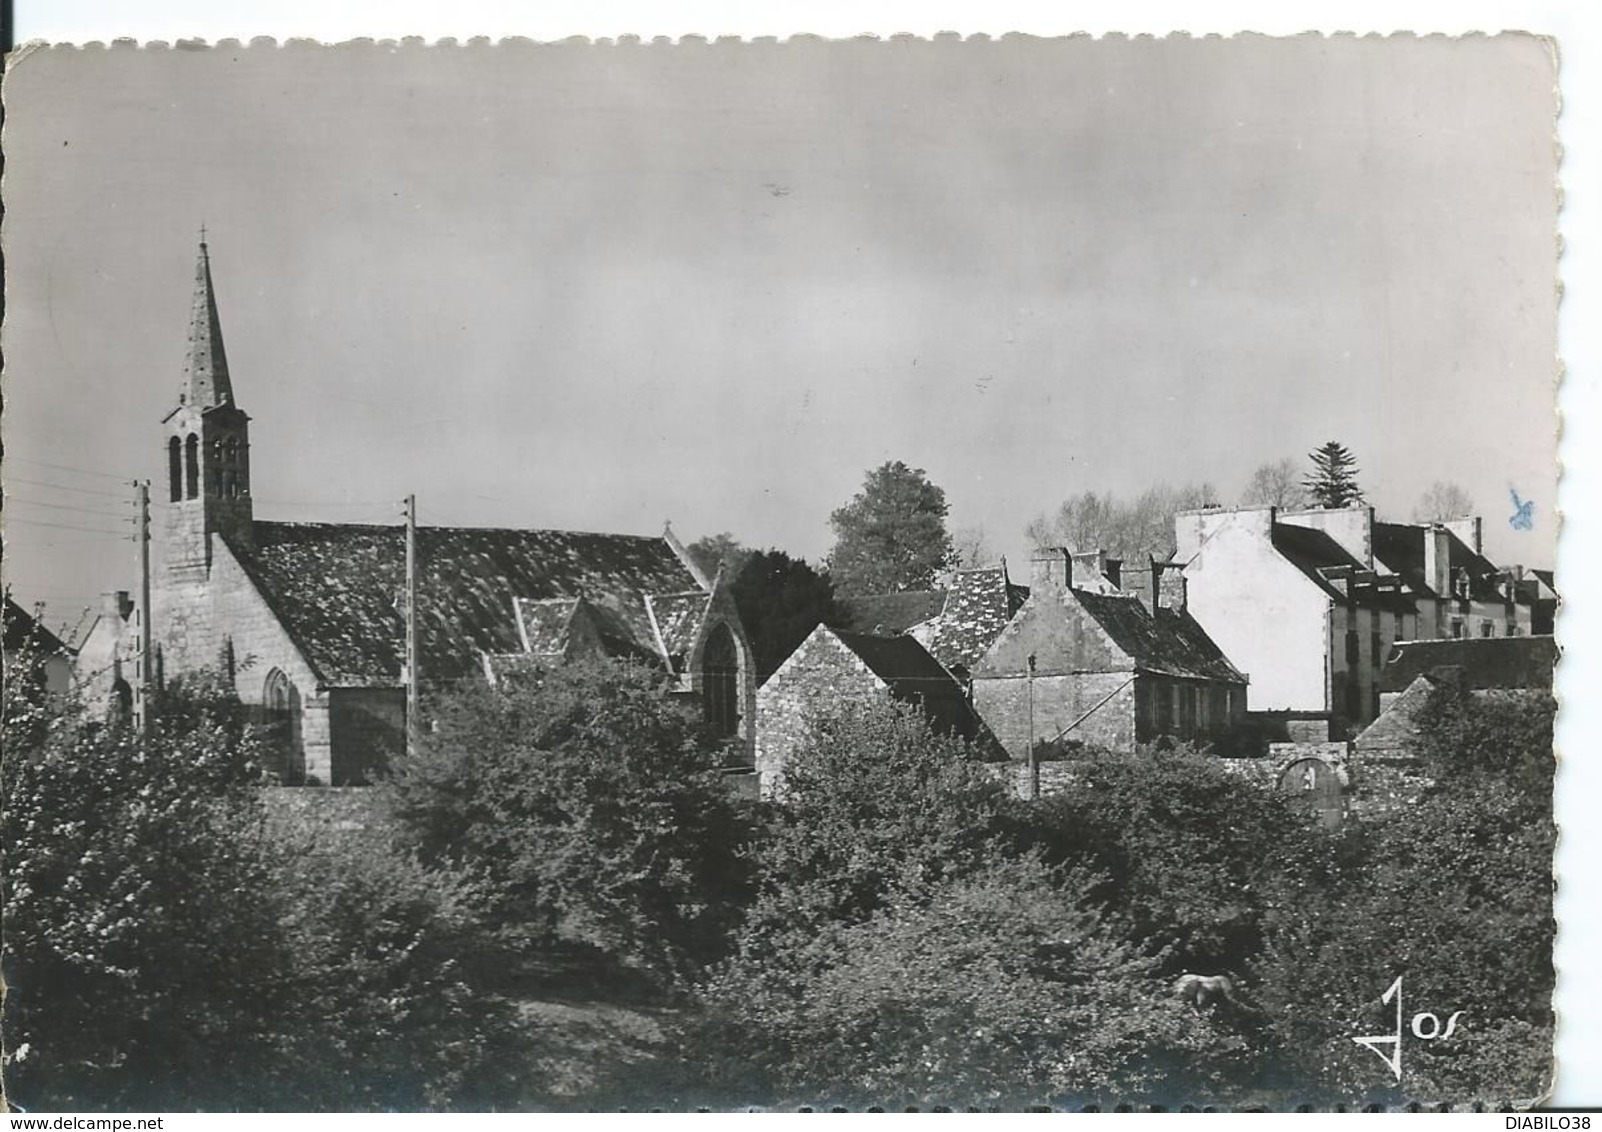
[2,33,1560,621]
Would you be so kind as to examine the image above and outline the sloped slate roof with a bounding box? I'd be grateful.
[3,598,73,656]
[1372,521,1509,603]
[515,597,581,655]
[1378,635,1558,694]
[832,628,1003,755]
[1271,523,1413,612]
[1072,591,1246,684]
[233,522,704,686]
[649,591,712,663]
[836,590,947,636]
[922,567,1031,671]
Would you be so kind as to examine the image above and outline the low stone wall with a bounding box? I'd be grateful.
[260,784,388,835]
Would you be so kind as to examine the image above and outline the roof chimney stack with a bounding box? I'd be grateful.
[1030,547,1072,591]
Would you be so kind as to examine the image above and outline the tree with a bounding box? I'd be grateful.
[1413,481,1476,523]
[1303,442,1365,508]
[825,461,955,594]
[1252,685,1555,1104]
[1,667,525,1111]
[1241,458,1310,509]
[685,531,752,581]
[1026,483,1218,562]
[382,655,754,979]
[951,524,994,569]
[727,548,844,683]
[1011,744,1321,976]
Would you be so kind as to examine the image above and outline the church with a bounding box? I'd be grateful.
[151,240,757,785]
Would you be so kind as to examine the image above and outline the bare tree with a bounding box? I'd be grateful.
[1413,481,1476,522]
[1027,483,1218,562]
[1241,458,1309,509]
[951,525,994,570]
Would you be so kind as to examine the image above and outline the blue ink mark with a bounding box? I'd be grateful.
[1509,489,1534,531]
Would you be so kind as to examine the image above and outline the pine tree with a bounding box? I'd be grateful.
[1303,441,1365,508]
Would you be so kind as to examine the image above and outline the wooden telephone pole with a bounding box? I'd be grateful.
[403,493,419,759]
[134,479,152,734]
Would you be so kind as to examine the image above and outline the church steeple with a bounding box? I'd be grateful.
[163,233,253,578]
[180,232,234,409]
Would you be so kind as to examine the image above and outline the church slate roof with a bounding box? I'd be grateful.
[921,567,1031,671]
[1377,635,1558,694]
[232,521,707,686]
[1071,591,1247,684]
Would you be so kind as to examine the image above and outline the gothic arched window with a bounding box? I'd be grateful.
[263,668,306,785]
[702,623,740,739]
[168,437,183,502]
[184,434,200,500]
[225,436,239,465]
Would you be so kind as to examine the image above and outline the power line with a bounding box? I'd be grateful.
[6,456,131,482]
[3,516,132,537]
[6,495,135,520]
[5,476,132,501]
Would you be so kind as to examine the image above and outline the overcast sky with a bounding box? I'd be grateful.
[2,33,1560,622]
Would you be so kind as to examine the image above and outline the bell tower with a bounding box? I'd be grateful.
[162,234,253,581]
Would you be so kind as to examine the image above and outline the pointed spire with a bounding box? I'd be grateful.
[180,232,233,409]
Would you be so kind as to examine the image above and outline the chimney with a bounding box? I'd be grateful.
[1155,562,1187,616]
[1030,547,1072,591]
[1425,525,1452,596]
[103,590,134,623]
[1444,515,1484,556]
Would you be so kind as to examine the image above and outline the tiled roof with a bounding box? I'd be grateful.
[1378,635,1558,694]
[1271,524,1414,612]
[836,590,947,636]
[515,597,580,655]
[233,522,705,686]
[648,591,712,663]
[1072,591,1246,684]
[921,567,1031,670]
[1372,522,1510,604]
[832,629,1005,756]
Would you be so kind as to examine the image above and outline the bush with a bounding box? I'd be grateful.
[382,656,755,981]
[697,857,1239,1107]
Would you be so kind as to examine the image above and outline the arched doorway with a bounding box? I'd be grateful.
[1278,757,1345,828]
[263,668,305,785]
[701,623,740,739]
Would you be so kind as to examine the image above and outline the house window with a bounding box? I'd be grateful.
[168,437,183,502]
[1155,683,1174,734]
[701,623,740,739]
[1480,620,1495,638]
[1345,629,1359,666]
[1451,619,1464,639]
[1370,631,1382,669]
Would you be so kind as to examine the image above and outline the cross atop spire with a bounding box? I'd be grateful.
[180,233,233,409]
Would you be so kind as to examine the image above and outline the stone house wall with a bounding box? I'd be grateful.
[754,627,888,797]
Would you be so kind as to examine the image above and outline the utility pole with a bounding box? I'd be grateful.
[403,493,419,759]
[134,479,152,735]
[1027,653,1038,801]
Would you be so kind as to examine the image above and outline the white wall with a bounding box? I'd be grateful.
[1181,515,1332,712]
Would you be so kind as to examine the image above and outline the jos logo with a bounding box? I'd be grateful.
[1352,976,1465,1081]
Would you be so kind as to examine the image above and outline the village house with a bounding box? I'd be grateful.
[1356,634,1559,761]
[1172,504,1547,737]
[146,240,756,785]
[969,548,1248,758]
[72,591,141,717]
[754,623,1003,797]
